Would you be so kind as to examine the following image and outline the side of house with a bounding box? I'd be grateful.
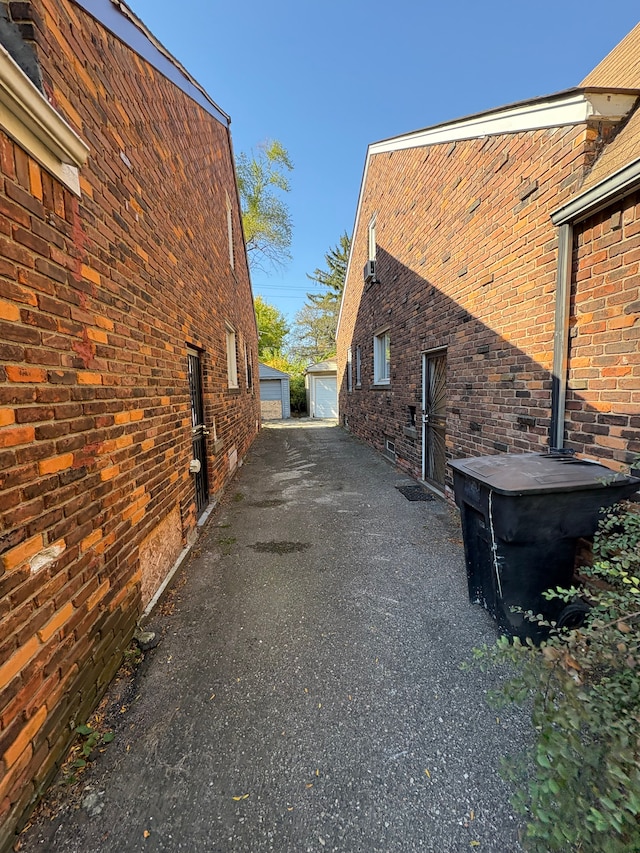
[552,27,640,464]
[337,26,640,498]
[0,0,259,845]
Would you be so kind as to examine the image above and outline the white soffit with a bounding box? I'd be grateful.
[369,91,638,156]
[0,45,89,195]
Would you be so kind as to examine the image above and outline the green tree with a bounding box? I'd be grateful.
[291,232,350,363]
[236,139,293,271]
[307,231,350,304]
[254,295,289,358]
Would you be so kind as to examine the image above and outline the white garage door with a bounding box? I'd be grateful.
[314,376,338,418]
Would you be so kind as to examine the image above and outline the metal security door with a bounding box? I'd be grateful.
[421,350,447,488]
[187,349,209,517]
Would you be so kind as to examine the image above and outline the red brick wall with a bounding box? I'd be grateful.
[338,124,598,494]
[566,192,640,467]
[0,1,259,843]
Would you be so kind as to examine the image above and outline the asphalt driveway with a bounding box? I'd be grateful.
[19,421,528,853]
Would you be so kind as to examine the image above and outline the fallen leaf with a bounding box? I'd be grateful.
[424,769,430,778]
[470,809,475,820]
[315,769,320,777]
[210,693,216,700]
[318,703,322,709]
[287,807,294,812]
[143,830,150,838]
[232,794,250,801]
[618,620,631,633]
[306,783,313,789]
[470,842,480,848]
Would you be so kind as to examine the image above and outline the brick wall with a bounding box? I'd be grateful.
[566,192,640,466]
[338,123,599,494]
[0,0,259,844]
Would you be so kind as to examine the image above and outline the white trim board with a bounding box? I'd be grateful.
[369,91,637,156]
[0,45,89,195]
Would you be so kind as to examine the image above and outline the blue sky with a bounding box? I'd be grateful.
[128,1,639,325]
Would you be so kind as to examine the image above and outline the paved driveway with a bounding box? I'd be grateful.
[20,421,527,852]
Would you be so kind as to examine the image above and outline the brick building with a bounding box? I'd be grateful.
[337,25,640,499]
[0,0,259,844]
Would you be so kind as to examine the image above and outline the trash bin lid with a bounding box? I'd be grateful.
[449,452,640,495]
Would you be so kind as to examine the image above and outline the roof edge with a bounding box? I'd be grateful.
[0,43,89,194]
[72,1,231,127]
[551,156,640,225]
[369,89,639,156]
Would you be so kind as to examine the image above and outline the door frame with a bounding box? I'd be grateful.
[421,347,447,495]
[187,347,209,518]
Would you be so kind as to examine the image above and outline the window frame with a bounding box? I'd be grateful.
[368,213,377,261]
[226,324,239,389]
[346,346,353,392]
[373,330,391,385]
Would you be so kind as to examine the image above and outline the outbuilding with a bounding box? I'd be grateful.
[259,362,291,420]
[306,360,339,419]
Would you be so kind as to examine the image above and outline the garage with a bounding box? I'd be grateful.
[259,363,290,420]
[306,360,338,419]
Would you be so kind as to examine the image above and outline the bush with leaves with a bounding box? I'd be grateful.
[472,500,640,852]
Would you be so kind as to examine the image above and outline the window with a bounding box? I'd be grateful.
[346,347,353,392]
[226,192,234,269]
[226,325,238,388]
[373,331,390,384]
[368,214,377,261]
[355,346,362,388]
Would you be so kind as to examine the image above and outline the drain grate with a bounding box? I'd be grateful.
[395,485,435,502]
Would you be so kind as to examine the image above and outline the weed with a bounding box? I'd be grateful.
[473,501,640,852]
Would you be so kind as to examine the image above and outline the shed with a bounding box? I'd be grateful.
[306,360,339,419]
[259,362,291,420]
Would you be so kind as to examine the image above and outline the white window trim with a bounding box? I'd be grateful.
[346,347,353,392]
[0,45,89,195]
[368,213,377,261]
[373,330,390,385]
[226,324,238,388]
[355,346,362,388]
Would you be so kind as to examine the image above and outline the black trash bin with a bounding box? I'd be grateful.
[449,452,639,641]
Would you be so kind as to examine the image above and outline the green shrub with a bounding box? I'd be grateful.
[472,501,640,852]
[289,374,307,414]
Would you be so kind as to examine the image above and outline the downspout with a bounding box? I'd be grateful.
[549,223,573,449]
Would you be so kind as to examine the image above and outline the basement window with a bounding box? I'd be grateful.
[384,436,396,461]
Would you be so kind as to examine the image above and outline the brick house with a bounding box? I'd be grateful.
[337,24,640,499]
[0,0,259,844]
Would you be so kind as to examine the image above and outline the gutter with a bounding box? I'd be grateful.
[549,224,573,448]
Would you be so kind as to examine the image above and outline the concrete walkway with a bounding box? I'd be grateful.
[20,422,527,853]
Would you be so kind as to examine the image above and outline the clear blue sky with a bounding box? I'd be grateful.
[128,1,639,325]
